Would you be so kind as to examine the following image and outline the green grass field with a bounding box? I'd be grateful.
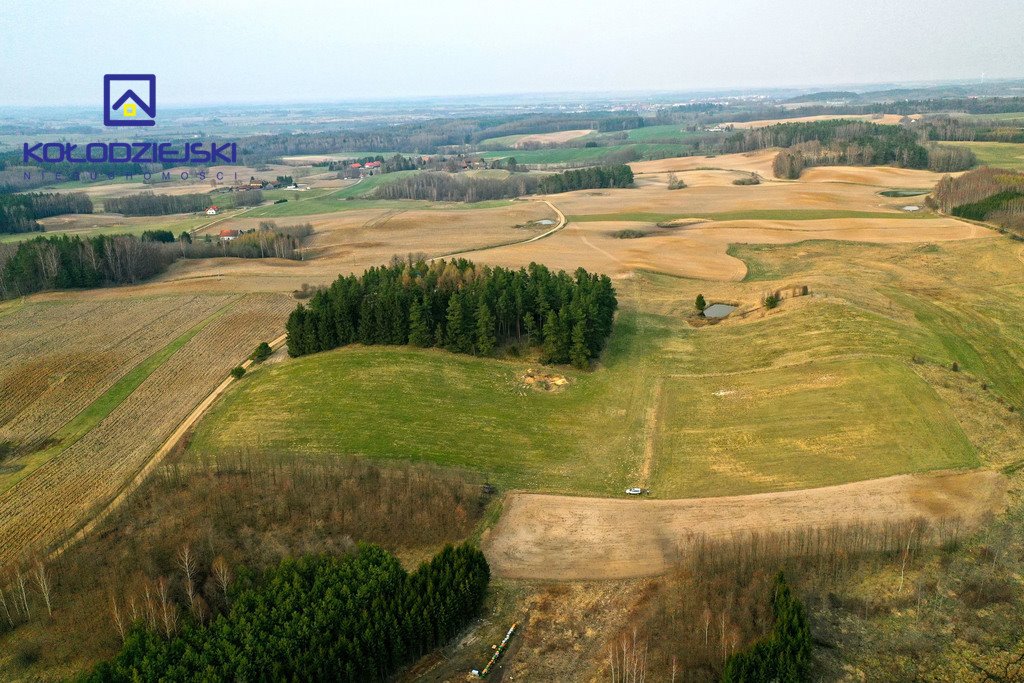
[622,125,703,143]
[653,357,977,497]
[186,236,1024,498]
[947,141,1024,171]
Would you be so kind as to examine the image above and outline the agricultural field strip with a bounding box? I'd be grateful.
[566,210,932,223]
[0,293,294,566]
[0,297,239,493]
[0,297,233,451]
[53,331,290,560]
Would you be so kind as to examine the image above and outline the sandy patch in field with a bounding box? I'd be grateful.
[726,113,921,129]
[484,470,1005,580]
[798,165,956,187]
[509,129,594,147]
[631,150,779,177]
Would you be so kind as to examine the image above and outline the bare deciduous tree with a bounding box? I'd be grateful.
[157,577,177,638]
[15,567,30,618]
[212,556,232,604]
[34,560,52,616]
[177,544,197,605]
[109,592,126,642]
[0,586,13,627]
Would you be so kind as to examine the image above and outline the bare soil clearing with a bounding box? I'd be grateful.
[484,470,1005,580]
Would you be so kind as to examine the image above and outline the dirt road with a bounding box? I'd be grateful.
[483,470,1005,580]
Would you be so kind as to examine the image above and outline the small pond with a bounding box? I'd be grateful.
[703,303,737,319]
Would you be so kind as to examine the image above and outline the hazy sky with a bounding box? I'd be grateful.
[2,0,1022,106]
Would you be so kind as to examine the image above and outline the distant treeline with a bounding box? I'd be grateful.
[933,167,1024,233]
[741,120,976,178]
[286,258,617,368]
[0,222,312,298]
[374,165,633,202]
[105,190,262,216]
[87,543,489,682]
[0,234,175,298]
[0,191,93,234]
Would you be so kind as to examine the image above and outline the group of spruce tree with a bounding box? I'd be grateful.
[373,164,633,202]
[722,572,812,682]
[86,543,489,682]
[0,192,93,234]
[286,258,617,368]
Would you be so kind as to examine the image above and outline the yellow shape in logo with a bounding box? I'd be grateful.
[123,103,137,117]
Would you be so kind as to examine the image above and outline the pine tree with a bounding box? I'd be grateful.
[569,321,589,369]
[444,294,468,353]
[695,293,706,311]
[408,297,431,347]
[541,310,560,363]
[475,300,496,356]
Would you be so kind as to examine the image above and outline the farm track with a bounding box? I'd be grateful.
[0,293,294,567]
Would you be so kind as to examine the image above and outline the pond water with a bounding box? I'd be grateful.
[703,303,737,318]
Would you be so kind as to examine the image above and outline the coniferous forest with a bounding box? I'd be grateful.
[85,543,490,682]
[285,259,618,368]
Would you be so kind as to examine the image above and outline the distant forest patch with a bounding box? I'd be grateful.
[373,164,633,202]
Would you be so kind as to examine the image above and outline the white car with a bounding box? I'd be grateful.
[625,487,643,495]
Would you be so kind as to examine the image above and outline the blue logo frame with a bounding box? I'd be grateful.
[104,74,156,127]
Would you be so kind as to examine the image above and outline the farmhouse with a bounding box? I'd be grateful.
[219,229,240,241]
[205,205,219,215]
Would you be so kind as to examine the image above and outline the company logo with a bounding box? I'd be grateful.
[104,74,156,127]
[21,73,237,174]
